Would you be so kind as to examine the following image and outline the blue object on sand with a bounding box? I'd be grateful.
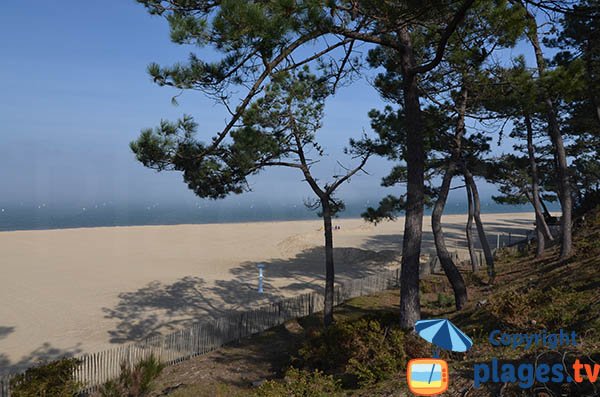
[415,318,473,352]
[257,264,265,293]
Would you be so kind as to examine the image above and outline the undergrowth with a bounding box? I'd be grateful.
[9,358,81,397]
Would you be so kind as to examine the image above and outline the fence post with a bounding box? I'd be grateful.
[7,266,403,396]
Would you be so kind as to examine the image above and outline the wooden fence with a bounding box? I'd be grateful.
[0,266,402,396]
[0,379,7,397]
[0,235,528,396]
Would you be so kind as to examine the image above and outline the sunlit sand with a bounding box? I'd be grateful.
[0,212,535,374]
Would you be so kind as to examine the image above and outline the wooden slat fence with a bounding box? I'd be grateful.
[0,266,401,396]
[0,379,8,397]
[0,238,527,396]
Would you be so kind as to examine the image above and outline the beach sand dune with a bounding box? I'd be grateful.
[0,212,534,374]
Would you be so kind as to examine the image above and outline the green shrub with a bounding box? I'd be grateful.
[298,319,406,387]
[435,293,454,308]
[345,321,406,386]
[10,357,81,397]
[297,322,354,372]
[96,354,164,397]
[253,368,342,397]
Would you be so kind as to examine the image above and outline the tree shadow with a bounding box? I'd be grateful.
[0,342,82,376]
[104,276,232,343]
[230,246,400,294]
[102,216,532,348]
[103,246,399,345]
[362,215,536,254]
[0,326,14,341]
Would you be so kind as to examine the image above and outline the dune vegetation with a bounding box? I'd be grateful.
[139,206,600,396]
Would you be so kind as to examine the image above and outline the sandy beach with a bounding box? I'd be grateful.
[0,212,535,374]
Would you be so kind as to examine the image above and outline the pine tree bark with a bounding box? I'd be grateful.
[321,199,335,327]
[539,196,553,221]
[465,177,478,272]
[397,26,425,329]
[431,87,468,310]
[525,191,554,245]
[463,167,495,280]
[524,113,549,257]
[432,162,468,309]
[525,9,573,259]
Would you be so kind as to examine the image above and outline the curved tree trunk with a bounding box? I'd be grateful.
[524,113,548,257]
[539,196,553,222]
[464,167,495,280]
[525,9,573,259]
[397,26,425,329]
[431,162,468,309]
[465,181,478,272]
[431,86,468,310]
[321,199,335,327]
[537,196,554,242]
[526,191,555,247]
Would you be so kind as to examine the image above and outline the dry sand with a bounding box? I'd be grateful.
[0,212,535,374]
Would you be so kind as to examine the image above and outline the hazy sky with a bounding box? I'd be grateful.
[0,1,533,210]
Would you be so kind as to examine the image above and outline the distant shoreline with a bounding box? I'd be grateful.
[0,209,546,233]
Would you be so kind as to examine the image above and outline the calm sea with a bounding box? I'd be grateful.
[0,199,557,232]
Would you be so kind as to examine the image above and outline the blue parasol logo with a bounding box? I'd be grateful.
[406,319,473,395]
[415,318,473,354]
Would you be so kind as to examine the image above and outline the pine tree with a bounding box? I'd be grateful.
[479,60,557,257]
[132,69,369,327]
[134,0,476,329]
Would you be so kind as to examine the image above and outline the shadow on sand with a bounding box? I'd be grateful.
[361,216,535,253]
[2,215,534,376]
[102,246,400,344]
[0,337,82,377]
[102,216,533,345]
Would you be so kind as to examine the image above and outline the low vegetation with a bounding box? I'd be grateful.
[8,208,600,396]
[297,318,406,387]
[9,357,81,397]
[253,368,343,397]
[94,355,164,397]
[146,206,600,396]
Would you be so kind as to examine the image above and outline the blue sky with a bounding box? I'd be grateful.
[0,1,535,211]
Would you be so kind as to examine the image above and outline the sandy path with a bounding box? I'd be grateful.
[0,212,535,374]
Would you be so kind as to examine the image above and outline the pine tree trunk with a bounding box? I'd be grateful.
[464,167,495,280]
[398,26,424,329]
[537,196,554,242]
[466,181,478,272]
[524,113,547,257]
[539,196,552,221]
[526,11,573,259]
[321,199,335,327]
[526,191,555,249]
[431,162,468,309]
[431,86,468,310]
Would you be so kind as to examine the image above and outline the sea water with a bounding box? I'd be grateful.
[0,199,556,232]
